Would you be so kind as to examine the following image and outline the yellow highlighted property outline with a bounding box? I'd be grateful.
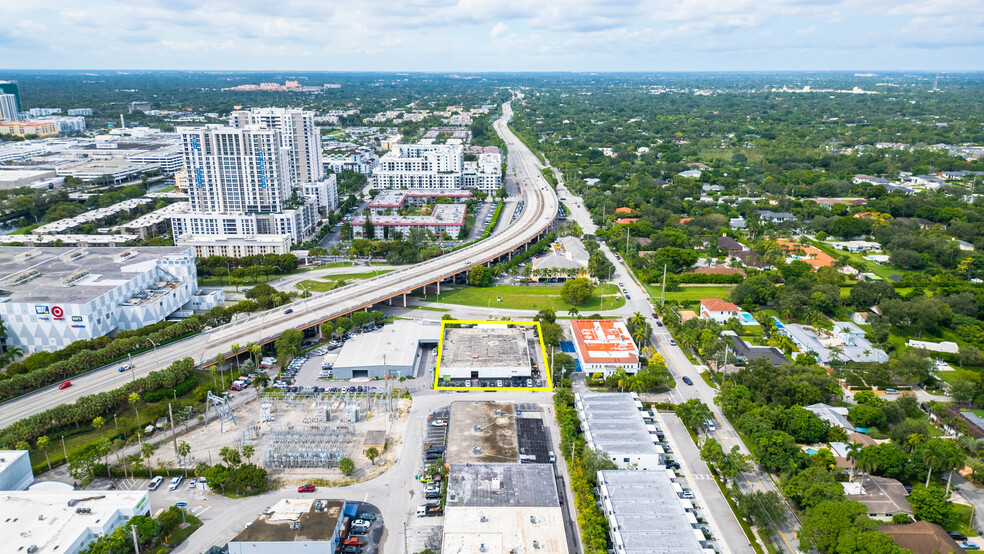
[433,320,553,391]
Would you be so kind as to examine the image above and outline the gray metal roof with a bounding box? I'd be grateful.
[446,463,558,507]
[576,393,661,457]
[599,470,704,553]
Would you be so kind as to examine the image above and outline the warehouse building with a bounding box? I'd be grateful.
[331,319,440,379]
[597,470,711,553]
[438,326,533,380]
[0,450,33,491]
[575,392,664,470]
[226,498,351,554]
[0,247,199,353]
[446,401,520,464]
[569,319,640,376]
[444,463,569,554]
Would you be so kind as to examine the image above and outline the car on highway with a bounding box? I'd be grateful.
[682,376,693,386]
[283,308,293,314]
[58,381,72,390]
[119,365,130,373]
[297,484,316,493]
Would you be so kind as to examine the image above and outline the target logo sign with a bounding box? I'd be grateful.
[51,306,64,319]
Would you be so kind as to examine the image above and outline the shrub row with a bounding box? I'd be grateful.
[143,373,198,403]
[0,357,194,448]
[672,272,746,285]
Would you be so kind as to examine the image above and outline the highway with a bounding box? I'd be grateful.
[0,101,559,429]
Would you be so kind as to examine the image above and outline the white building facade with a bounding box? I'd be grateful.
[0,247,199,353]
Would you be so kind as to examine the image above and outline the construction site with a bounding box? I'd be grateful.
[154,387,410,477]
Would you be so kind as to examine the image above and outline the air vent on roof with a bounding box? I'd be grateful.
[533,540,541,549]
[480,545,486,552]
[114,248,138,263]
[60,249,87,262]
[493,409,501,417]
[480,515,487,522]
[63,270,90,287]
[4,269,39,287]
[15,248,42,262]
[473,446,482,455]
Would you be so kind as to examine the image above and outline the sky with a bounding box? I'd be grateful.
[1,0,982,71]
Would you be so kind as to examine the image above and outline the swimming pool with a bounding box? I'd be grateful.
[738,312,757,325]
[805,448,819,456]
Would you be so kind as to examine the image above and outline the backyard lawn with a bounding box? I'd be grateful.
[418,284,624,312]
[644,284,735,302]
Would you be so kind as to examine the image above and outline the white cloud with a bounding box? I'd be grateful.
[491,22,509,38]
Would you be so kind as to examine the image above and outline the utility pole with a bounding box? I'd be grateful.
[61,436,68,462]
[660,264,667,307]
[131,524,140,554]
[169,403,179,460]
[626,227,630,254]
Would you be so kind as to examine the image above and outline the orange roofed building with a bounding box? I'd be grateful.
[777,239,835,269]
[615,218,639,225]
[568,319,640,376]
[615,207,633,214]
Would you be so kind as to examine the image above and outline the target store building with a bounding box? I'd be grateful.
[0,247,200,353]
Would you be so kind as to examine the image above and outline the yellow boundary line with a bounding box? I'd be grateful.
[433,320,553,391]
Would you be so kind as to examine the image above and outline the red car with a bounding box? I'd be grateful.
[58,381,72,390]
[297,484,315,493]
[343,537,365,547]
[558,491,565,505]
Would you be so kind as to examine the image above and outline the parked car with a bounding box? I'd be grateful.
[148,476,164,490]
[958,542,980,551]
[188,478,198,489]
[58,381,72,390]
[297,484,316,493]
[340,545,362,553]
[355,512,377,522]
[666,461,681,470]
[352,518,371,527]
[949,532,968,541]
[167,476,183,491]
[558,491,564,505]
[431,419,447,427]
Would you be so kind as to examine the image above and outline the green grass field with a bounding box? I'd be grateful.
[418,284,624,312]
[314,261,354,269]
[646,284,736,302]
[320,270,392,281]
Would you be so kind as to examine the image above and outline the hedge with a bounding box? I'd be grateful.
[673,272,745,285]
[143,374,197,403]
[0,358,195,448]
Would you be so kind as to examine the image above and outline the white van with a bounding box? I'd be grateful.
[167,476,183,491]
[148,476,164,491]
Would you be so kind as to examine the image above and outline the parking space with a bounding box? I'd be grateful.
[339,501,383,554]
[423,408,449,468]
[517,417,551,463]
[441,377,547,389]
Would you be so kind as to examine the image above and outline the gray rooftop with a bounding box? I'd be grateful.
[598,470,704,553]
[441,326,531,371]
[447,401,519,463]
[447,462,558,507]
[334,319,440,372]
[0,246,193,304]
[576,392,661,457]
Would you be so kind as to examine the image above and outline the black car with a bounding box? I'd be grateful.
[950,532,969,542]
[340,546,362,554]
[425,452,443,460]
[425,447,445,454]
[666,461,681,470]
[356,512,377,521]
[350,526,369,535]
[425,491,441,499]
[682,376,693,386]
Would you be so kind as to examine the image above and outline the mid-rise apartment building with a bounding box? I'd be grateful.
[373,144,464,190]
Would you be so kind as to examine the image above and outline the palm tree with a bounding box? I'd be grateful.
[160,460,175,477]
[846,441,863,482]
[945,443,968,495]
[922,440,948,487]
[128,393,141,426]
[37,435,51,471]
[230,343,241,373]
[92,416,105,438]
[98,438,112,478]
[215,353,227,386]
[128,454,144,476]
[241,445,255,464]
[568,307,580,319]
[178,442,191,475]
[628,312,647,329]
[141,443,155,475]
[632,326,650,347]
[959,435,984,459]
[366,447,380,466]
[247,342,260,366]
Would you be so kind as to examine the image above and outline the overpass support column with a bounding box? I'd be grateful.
[423,284,426,296]
[403,293,407,307]
[388,297,392,305]
[437,281,441,295]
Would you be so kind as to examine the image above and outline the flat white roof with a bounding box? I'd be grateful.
[334,319,440,371]
[1,490,149,554]
[442,505,569,554]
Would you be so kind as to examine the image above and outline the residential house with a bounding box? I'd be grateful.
[774,318,889,364]
[678,169,702,179]
[907,174,946,189]
[721,331,786,365]
[777,240,835,269]
[731,249,768,269]
[729,217,746,230]
[843,475,913,521]
[852,175,891,186]
[878,521,966,554]
[826,240,881,252]
[700,298,740,324]
[614,207,634,215]
[757,210,796,223]
[805,403,853,431]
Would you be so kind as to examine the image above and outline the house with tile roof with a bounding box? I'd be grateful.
[700,298,740,324]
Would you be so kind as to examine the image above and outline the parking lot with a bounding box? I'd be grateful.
[340,501,384,554]
[423,407,449,469]
[440,376,546,389]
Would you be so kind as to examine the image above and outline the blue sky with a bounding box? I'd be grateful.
[0,0,981,71]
